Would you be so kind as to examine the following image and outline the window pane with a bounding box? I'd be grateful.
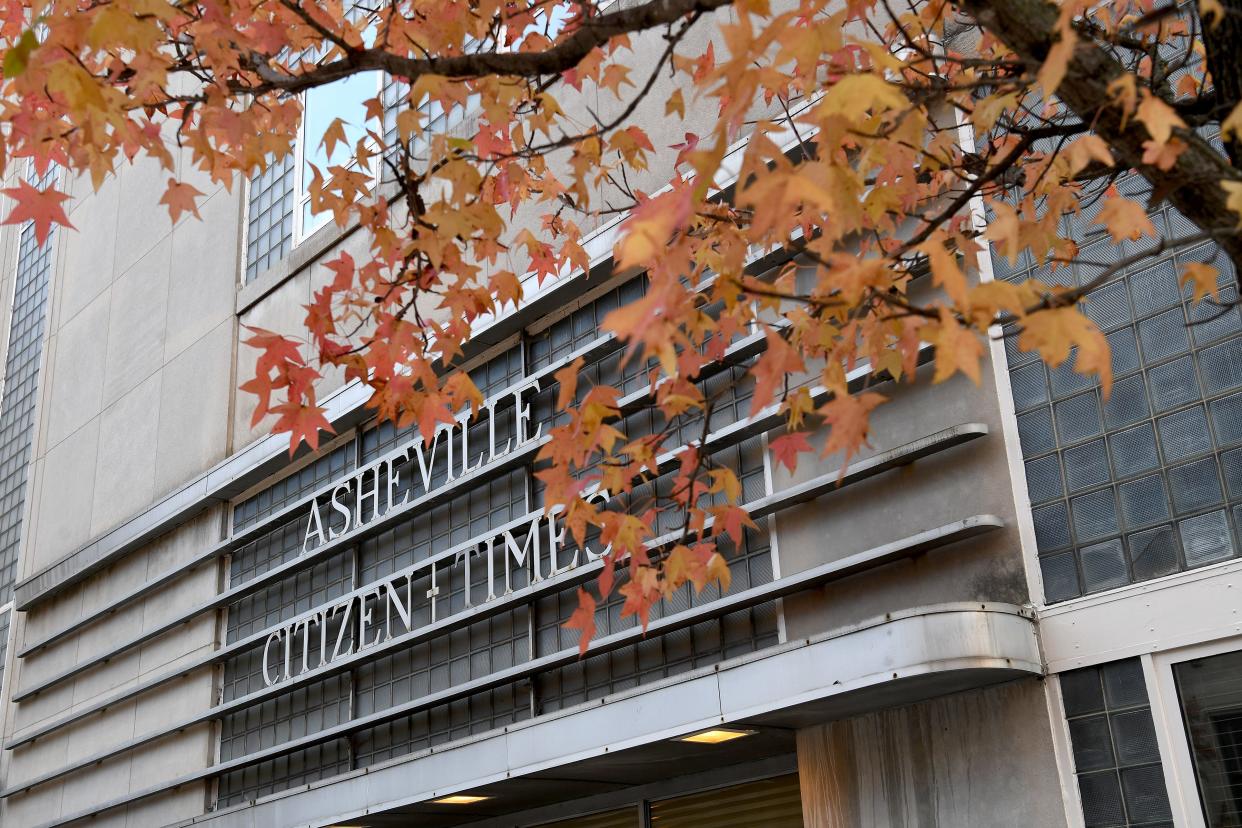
[1174,649,1242,827]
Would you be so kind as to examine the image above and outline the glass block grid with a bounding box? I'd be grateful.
[244,154,296,283]
[1060,659,1172,827]
[997,191,1242,602]
[216,275,784,808]
[232,441,355,534]
[533,435,778,714]
[0,217,54,605]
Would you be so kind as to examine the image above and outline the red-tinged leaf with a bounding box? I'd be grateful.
[750,329,805,416]
[270,402,335,456]
[563,587,597,655]
[769,431,812,474]
[159,178,204,224]
[615,186,692,270]
[1,180,73,246]
[555,356,584,410]
[714,504,756,545]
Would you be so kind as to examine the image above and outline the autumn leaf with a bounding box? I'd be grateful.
[1,180,73,245]
[270,402,336,456]
[819,391,885,470]
[1180,262,1219,303]
[1094,193,1155,243]
[563,587,597,655]
[615,186,692,270]
[159,179,204,224]
[1224,181,1242,228]
[1018,307,1112,396]
[1135,92,1185,145]
[769,431,812,474]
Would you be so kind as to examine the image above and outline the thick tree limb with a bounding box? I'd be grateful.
[239,0,732,95]
[960,0,1242,276]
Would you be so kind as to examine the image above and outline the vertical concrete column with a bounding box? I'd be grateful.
[795,680,1070,828]
[796,719,860,828]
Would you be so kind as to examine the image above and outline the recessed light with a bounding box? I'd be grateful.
[675,727,756,744]
[431,794,492,805]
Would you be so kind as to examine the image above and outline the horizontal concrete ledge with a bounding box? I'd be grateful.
[9,518,1006,819]
[161,603,1040,828]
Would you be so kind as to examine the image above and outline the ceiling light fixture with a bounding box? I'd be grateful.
[675,727,757,745]
[431,794,492,805]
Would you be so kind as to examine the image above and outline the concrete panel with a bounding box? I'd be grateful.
[58,749,132,815]
[775,362,1030,642]
[233,268,311,446]
[113,155,175,275]
[44,291,107,449]
[1,779,65,827]
[155,318,232,495]
[102,237,170,407]
[797,679,1067,828]
[128,725,213,787]
[166,189,240,360]
[132,670,213,736]
[91,372,161,537]
[31,418,99,570]
[61,698,137,766]
[123,785,209,828]
[57,175,120,326]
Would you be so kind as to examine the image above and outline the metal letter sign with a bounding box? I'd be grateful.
[264,377,603,688]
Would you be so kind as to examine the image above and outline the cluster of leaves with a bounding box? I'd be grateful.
[2,0,1241,647]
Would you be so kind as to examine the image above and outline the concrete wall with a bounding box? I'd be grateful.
[0,147,238,824]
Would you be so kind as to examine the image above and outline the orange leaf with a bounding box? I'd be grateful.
[563,587,597,655]
[159,178,204,224]
[270,402,335,456]
[1,180,73,246]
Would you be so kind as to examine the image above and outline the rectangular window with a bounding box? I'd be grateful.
[1173,649,1242,826]
[295,69,382,242]
[1059,658,1173,826]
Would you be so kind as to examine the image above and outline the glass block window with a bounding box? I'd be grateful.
[997,192,1242,602]
[232,441,354,533]
[215,274,784,808]
[0,189,55,605]
[244,155,296,283]
[1173,648,1242,827]
[1060,659,1172,827]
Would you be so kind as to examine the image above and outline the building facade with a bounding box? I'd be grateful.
[0,14,1236,828]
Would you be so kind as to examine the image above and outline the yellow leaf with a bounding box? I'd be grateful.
[1224,102,1242,144]
[1201,0,1225,27]
[918,234,968,306]
[928,310,983,385]
[815,75,906,123]
[1019,307,1112,396]
[1064,135,1114,175]
[1180,262,1219,303]
[1094,195,1155,242]
[1136,92,1185,145]
[666,88,685,119]
[1037,26,1076,98]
